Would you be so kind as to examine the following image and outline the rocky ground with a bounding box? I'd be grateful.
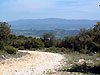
[0,50,64,75]
[0,50,100,75]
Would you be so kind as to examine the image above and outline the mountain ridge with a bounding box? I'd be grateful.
[9,18,99,30]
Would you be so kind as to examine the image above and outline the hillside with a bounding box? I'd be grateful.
[12,29,80,38]
[9,18,99,30]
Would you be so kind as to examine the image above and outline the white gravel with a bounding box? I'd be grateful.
[0,50,64,75]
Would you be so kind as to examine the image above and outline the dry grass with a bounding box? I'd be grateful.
[47,52,100,75]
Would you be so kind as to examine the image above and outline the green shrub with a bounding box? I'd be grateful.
[29,48,37,51]
[24,38,44,49]
[60,47,73,54]
[45,47,58,53]
[80,49,90,54]
[18,46,25,50]
[80,46,90,54]
[0,22,11,49]
[11,40,26,48]
[31,38,44,48]
[0,50,7,54]
[3,46,18,54]
[45,47,72,53]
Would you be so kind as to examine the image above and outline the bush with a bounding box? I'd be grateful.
[31,38,44,48]
[45,47,58,53]
[24,38,44,49]
[45,47,72,53]
[0,50,7,54]
[11,40,26,48]
[0,22,11,49]
[80,49,90,54]
[18,46,25,50]
[60,47,73,54]
[3,46,18,54]
[80,46,90,54]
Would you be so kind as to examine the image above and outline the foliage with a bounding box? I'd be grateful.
[80,48,90,54]
[41,32,56,47]
[60,36,77,50]
[11,40,26,48]
[3,46,18,54]
[0,22,11,49]
[18,46,25,50]
[45,47,72,53]
[24,38,44,49]
[9,34,17,39]
[1,21,100,54]
[93,22,100,44]
[58,22,100,53]
[17,35,27,40]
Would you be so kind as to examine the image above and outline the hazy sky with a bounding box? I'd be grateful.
[0,0,100,21]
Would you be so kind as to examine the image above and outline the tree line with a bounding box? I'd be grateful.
[0,22,100,54]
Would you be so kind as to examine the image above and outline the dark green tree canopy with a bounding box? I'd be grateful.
[0,22,11,40]
[41,32,56,47]
[93,22,100,31]
[0,22,11,49]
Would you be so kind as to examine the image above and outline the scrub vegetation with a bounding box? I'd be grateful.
[0,22,100,75]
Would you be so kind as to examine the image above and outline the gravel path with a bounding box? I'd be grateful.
[0,50,64,75]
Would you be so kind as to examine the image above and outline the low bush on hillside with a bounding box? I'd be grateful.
[80,46,90,54]
[24,38,44,49]
[3,46,18,54]
[18,46,25,50]
[0,50,7,54]
[45,47,73,53]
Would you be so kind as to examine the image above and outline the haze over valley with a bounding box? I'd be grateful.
[10,18,99,38]
[9,18,98,30]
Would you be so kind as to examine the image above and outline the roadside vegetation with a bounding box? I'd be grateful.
[45,52,100,75]
[1,22,100,54]
[0,21,100,74]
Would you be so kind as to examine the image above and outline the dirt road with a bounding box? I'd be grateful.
[0,50,63,75]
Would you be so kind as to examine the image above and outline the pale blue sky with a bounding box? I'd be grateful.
[0,0,100,21]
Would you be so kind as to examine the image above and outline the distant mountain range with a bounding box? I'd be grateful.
[9,18,99,30]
